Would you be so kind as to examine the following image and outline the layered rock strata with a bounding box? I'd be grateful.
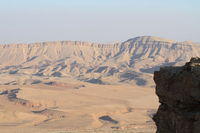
[0,36,199,85]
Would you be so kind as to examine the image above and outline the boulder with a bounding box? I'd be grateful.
[153,57,200,133]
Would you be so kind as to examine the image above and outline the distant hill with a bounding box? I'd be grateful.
[0,36,199,86]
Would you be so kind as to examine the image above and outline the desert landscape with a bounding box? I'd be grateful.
[0,36,199,133]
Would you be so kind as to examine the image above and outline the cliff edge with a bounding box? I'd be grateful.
[153,57,200,133]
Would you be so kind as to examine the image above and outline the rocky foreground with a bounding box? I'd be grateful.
[153,57,200,133]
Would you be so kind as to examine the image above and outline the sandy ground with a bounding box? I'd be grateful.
[0,77,158,133]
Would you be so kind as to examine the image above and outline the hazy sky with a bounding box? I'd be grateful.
[0,0,199,44]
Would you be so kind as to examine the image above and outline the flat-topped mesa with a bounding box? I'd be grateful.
[153,57,200,133]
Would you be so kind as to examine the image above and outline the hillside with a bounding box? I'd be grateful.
[0,36,199,133]
[0,36,199,86]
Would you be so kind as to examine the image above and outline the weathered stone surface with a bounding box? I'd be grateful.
[153,57,200,133]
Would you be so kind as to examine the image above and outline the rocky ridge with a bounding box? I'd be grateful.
[0,36,199,85]
[153,57,200,133]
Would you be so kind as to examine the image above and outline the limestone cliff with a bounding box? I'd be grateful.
[0,36,199,85]
[153,57,200,133]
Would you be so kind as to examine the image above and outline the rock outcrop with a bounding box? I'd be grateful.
[0,88,41,108]
[153,57,200,133]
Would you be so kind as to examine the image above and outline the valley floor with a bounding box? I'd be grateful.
[0,77,158,133]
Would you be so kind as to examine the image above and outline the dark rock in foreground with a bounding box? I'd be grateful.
[99,115,118,124]
[153,57,200,133]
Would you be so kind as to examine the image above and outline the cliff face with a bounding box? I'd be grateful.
[0,36,200,85]
[153,57,200,133]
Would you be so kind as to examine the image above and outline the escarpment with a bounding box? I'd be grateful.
[0,36,200,85]
[153,57,200,133]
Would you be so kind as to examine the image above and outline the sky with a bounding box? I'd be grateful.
[0,0,199,44]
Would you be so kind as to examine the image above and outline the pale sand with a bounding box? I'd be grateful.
[0,77,158,133]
